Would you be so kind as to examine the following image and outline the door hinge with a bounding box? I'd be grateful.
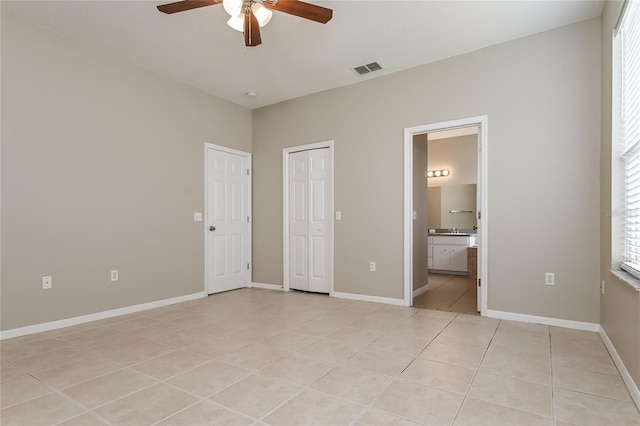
[478,278,481,287]
[247,263,250,270]
[247,216,250,223]
[247,169,250,176]
[477,211,481,220]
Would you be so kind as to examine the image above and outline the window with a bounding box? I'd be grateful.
[618,1,640,278]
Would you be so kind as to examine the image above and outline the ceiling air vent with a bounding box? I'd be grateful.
[352,62,384,76]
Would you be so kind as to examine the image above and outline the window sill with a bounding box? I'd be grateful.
[609,269,640,292]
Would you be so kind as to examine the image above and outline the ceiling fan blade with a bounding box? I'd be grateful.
[244,9,262,47]
[264,0,332,24]
[157,0,222,14]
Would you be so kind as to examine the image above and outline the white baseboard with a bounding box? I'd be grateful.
[250,282,285,291]
[331,291,405,306]
[413,284,429,299]
[600,326,640,410]
[485,309,600,332]
[0,292,206,340]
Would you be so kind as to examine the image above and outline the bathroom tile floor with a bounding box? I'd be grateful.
[1,288,638,425]
[413,274,479,315]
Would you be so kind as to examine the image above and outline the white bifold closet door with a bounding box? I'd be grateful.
[289,148,331,293]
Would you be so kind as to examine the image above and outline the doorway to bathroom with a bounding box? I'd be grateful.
[403,116,488,315]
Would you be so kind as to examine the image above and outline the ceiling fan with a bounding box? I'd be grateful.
[157,0,333,47]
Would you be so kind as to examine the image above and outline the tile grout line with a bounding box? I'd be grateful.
[448,317,501,425]
[144,322,377,425]
[349,321,435,425]
[24,366,117,426]
[443,281,477,312]
[349,310,460,425]
[4,303,451,426]
[459,323,558,421]
[254,333,379,425]
[142,359,261,424]
[0,355,111,424]
[549,326,557,425]
[143,327,343,425]
[6,289,632,425]
[82,346,285,424]
[256,308,448,426]
[41,338,258,424]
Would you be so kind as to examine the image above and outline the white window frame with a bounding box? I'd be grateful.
[615,1,640,280]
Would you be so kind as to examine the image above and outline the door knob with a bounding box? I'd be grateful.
[209,226,216,231]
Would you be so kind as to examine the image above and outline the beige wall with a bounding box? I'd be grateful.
[600,0,640,390]
[253,18,601,319]
[413,135,428,292]
[427,187,442,230]
[427,134,477,229]
[439,184,477,229]
[1,10,605,330]
[1,13,252,330]
[427,135,477,187]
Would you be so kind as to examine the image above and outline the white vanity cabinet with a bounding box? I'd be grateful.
[428,235,475,274]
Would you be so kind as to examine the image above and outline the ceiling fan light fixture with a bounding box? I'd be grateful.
[223,0,243,16]
[251,2,273,27]
[156,0,333,47]
[227,13,245,32]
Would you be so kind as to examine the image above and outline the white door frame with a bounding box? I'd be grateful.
[283,140,335,293]
[204,142,252,294]
[403,116,488,315]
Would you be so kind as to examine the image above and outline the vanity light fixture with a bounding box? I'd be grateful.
[426,169,450,178]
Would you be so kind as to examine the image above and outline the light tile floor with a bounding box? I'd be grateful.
[413,274,479,315]
[1,288,639,425]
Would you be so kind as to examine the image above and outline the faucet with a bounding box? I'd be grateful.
[450,228,458,234]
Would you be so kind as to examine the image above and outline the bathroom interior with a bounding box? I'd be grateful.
[412,127,480,314]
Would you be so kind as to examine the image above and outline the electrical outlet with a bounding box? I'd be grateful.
[42,276,52,289]
[545,272,555,286]
[194,212,203,222]
[369,262,376,272]
[111,270,119,282]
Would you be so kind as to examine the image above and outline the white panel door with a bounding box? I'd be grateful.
[289,151,309,291]
[289,148,331,293]
[308,149,330,292]
[207,147,250,294]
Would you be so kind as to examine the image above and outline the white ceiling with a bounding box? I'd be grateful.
[3,0,604,109]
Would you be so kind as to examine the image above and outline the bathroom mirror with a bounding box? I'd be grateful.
[428,184,477,229]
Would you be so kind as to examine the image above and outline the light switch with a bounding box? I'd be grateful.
[335,211,342,221]
[194,212,203,222]
[412,211,417,220]
[42,276,52,289]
